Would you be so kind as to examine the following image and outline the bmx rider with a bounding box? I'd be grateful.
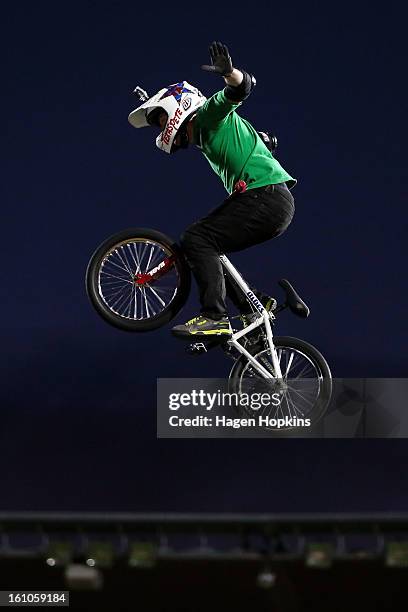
[128,42,296,338]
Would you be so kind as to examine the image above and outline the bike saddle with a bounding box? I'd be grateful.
[278,279,310,318]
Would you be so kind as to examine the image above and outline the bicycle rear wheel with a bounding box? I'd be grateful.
[85,228,191,332]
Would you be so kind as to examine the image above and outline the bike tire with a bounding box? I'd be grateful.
[228,336,332,429]
[85,227,191,332]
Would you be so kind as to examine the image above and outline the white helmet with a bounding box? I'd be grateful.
[128,81,207,154]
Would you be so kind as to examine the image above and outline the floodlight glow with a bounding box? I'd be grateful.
[45,542,73,566]
[305,543,333,568]
[386,542,408,567]
[129,543,157,568]
[85,542,114,568]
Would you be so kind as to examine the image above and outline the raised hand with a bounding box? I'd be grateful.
[201,41,234,77]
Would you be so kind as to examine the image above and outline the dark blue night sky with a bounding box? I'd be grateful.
[2,1,407,512]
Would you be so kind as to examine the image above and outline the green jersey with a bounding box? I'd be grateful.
[193,89,296,194]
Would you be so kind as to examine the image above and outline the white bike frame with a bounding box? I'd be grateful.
[219,254,283,380]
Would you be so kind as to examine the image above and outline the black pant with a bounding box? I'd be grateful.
[180,182,295,319]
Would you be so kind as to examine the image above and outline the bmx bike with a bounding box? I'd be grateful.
[86,227,332,430]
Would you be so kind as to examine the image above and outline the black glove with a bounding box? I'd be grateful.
[201,41,234,77]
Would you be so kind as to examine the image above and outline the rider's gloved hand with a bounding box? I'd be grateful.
[201,41,234,77]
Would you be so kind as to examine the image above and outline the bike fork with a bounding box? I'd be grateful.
[263,311,283,379]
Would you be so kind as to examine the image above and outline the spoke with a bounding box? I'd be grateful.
[100,271,133,283]
[115,289,133,313]
[282,391,293,419]
[104,284,128,302]
[138,242,149,270]
[116,248,133,276]
[127,285,135,318]
[284,351,295,377]
[101,276,132,286]
[286,385,315,407]
[132,243,142,274]
[148,245,165,268]
[279,398,287,419]
[120,245,135,276]
[126,243,139,268]
[105,258,133,277]
[107,287,128,308]
[152,285,177,292]
[288,384,319,396]
[144,245,154,273]
[147,285,166,307]
[150,285,177,303]
[110,294,127,315]
[118,291,134,315]
[284,390,306,418]
[141,287,150,318]
[136,287,145,316]
[287,388,309,417]
[287,351,304,373]
[102,282,131,290]
[133,284,138,319]
[275,400,283,420]
[144,287,157,315]
[291,362,316,379]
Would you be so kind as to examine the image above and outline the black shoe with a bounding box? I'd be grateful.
[172,315,232,338]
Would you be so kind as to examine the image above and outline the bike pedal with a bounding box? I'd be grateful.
[186,337,228,355]
[186,342,208,355]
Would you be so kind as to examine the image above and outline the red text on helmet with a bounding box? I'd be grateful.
[161,108,183,145]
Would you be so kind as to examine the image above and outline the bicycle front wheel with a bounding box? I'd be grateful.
[228,336,332,430]
[85,228,191,332]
